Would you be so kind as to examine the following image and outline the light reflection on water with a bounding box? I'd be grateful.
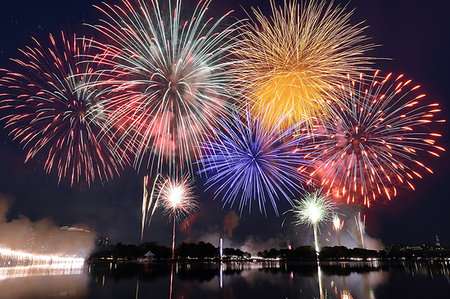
[0,265,83,280]
[0,266,87,299]
[0,261,449,298]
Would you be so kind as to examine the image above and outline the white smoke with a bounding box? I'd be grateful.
[0,195,96,257]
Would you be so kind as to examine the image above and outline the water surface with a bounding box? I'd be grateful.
[0,261,449,298]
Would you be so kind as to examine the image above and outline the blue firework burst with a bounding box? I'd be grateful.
[197,110,311,215]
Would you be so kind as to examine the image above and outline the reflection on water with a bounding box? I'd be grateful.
[0,248,87,299]
[0,266,88,299]
[317,264,324,299]
[0,265,83,280]
[0,261,449,298]
[94,261,450,299]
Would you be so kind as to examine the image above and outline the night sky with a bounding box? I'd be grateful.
[0,0,449,251]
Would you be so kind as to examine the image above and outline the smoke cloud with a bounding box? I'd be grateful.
[239,235,284,255]
[0,195,96,257]
[222,211,239,238]
[0,195,12,223]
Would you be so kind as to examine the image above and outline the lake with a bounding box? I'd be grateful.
[0,261,449,298]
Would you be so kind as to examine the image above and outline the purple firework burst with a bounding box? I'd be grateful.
[197,110,311,215]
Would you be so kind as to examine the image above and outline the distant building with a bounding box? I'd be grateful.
[97,237,110,247]
[60,225,91,233]
[436,235,442,249]
[403,246,422,251]
[138,250,156,263]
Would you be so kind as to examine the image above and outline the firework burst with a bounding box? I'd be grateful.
[197,109,311,215]
[158,175,198,259]
[291,190,334,228]
[159,175,198,222]
[0,32,127,185]
[291,190,335,255]
[86,0,242,175]
[303,71,445,207]
[234,0,375,129]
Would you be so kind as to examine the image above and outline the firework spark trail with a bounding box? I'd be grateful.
[355,212,365,249]
[290,190,335,256]
[333,213,344,246]
[197,109,311,215]
[85,0,244,175]
[302,71,445,207]
[141,173,167,240]
[234,0,375,129]
[0,32,127,185]
[158,175,198,259]
[141,175,150,241]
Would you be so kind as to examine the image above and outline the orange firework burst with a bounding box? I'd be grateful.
[301,71,445,207]
[234,0,375,129]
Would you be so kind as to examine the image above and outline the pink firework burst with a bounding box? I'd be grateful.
[0,32,128,185]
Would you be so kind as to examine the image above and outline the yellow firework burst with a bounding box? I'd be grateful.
[235,0,375,129]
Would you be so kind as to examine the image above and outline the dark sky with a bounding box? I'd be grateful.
[0,0,449,251]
